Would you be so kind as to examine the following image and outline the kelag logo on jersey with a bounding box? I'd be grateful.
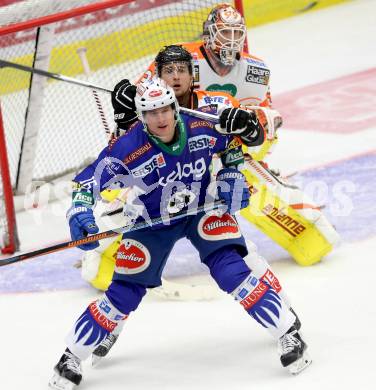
[158,157,206,187]
[245,65,270,85]
[188,135,217,152]
[131,153,166,178]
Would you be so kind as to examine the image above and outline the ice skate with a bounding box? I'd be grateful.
[49,349,82,390]
[290,307,301,330]
[92,333,119,366]
[278,327,312,375]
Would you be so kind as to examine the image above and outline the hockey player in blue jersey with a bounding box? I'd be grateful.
[49,79,311,390]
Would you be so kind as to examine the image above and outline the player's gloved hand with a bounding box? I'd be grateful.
[216,168,250,214]
[67,205,99,250]
[112,79,138,130]
[216,107,264,147]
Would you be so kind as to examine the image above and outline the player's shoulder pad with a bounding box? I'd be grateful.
[107,121,145,155]
[180,110,216,132]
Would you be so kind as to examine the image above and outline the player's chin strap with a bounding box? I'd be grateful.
[0,200,226,267]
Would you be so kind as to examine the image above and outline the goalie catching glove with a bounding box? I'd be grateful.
[217,107,265,147]
[112,79,138,132]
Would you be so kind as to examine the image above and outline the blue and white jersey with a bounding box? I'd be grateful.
[74,111,243,221]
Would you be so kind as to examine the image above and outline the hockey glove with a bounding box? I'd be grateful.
[67,205,99,250]
[216,107,265,147]
[216,168,250,214]
[112,79,138,131]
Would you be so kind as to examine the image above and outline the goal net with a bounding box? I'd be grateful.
[0,0,245,253]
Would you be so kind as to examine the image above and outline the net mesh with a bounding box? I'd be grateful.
[0,0,235,188]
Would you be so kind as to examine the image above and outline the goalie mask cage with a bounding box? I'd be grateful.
[0,0,246,254]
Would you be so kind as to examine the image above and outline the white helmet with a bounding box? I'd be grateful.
[203,3,246,66]
[135,77,178,118]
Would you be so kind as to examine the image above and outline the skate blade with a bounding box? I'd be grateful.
[92,353,103,367]
[48,372,76,390]
[288,351,312,375]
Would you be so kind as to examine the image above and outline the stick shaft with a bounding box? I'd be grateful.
[0,201,225,267]
[0,58,112,93]
[0,58,219,123]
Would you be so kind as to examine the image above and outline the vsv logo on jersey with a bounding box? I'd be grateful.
[158,158,206,187]
[131,153,166,178]
[188,135,217,152]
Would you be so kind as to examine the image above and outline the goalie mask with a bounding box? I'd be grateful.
[203,3,246,66]
[135,78,179,123]
[155,45,193,77]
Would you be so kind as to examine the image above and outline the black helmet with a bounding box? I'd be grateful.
[154,45,193,76]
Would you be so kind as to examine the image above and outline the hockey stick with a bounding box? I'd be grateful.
[0,58,112,93]
[0,58,219,123]
[0,200,226,267]
[76,47,112,137]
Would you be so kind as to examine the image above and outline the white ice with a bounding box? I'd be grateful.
[1,1,376,389]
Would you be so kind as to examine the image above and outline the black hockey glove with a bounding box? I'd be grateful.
[111,79,138,130]
[217,107,265,147]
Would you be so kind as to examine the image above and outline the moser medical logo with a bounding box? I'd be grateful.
[131,153,166,178]
[188,135,217,152]
[158,158,206,187]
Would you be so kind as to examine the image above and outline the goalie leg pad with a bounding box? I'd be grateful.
[240,159,339,266]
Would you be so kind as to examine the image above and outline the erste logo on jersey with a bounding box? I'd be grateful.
[245,65,270,85]
[202,96,231,106]
[188,135,217,152]
[198,213,241,241]
[131,153,166,178]
[115,239,151,275]
[158,157,206,187]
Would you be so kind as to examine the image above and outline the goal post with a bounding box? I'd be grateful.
[0,0,246,254]
[0,102,19,254]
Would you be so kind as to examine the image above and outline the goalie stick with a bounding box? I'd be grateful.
[0,200,226,267]
[0,58,219,123]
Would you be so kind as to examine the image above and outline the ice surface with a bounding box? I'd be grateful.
[1,0,376,389]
